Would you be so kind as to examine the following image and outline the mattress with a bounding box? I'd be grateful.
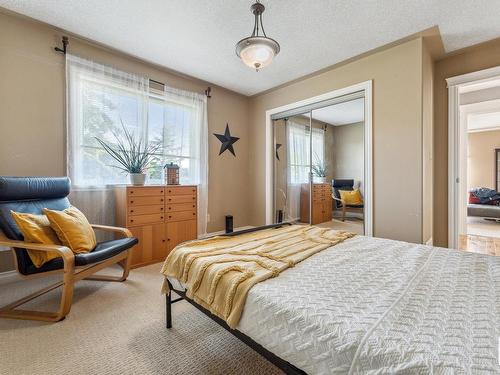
[467,203,500,219]
[168,234,500,374]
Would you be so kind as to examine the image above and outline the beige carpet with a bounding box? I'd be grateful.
[0,264,283,375]
[316,218,364,234]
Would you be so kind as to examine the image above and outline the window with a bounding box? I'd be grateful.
[66,54,208,235]
[287,120,325,184]
[67,55,206,188]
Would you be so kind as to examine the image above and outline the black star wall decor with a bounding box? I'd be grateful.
[276,143,282,161]
[214,123,240,157]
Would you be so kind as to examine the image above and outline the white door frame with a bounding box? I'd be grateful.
[447,65,500,249]
[264,80,373,236]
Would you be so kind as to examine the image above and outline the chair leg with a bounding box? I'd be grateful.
[119,249,132,281]
[84,251,131,282]
[0,270,75,322]
[342,206,346,222]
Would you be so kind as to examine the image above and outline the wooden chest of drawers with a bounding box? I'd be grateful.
[300,183,333,225]
[115,185,197,268]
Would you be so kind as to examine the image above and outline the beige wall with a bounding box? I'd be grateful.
[422,40,434,244]
[467,130,500,191]
[433,37,500,247]
[329,122,364,194]
[0,11,251,271]
[249,38,426,243]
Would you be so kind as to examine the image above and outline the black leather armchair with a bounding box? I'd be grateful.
[331,179,364,221]
[0,176,138,322]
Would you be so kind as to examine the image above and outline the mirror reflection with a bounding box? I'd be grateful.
[273,97,365,234]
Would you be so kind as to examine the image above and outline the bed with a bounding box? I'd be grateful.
[163,224,500,374]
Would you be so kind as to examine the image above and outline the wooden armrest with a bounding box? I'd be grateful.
[331,195,344,203]
[0,239,74,260]
[91,224,133,238]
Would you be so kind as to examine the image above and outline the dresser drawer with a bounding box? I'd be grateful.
[128,205,164,216]
[166,186,197,196]
[128,196,165,206]
[312,186,326,194]
[128,213,164,227]
[313,194,324,201]
[166,203,197,212]
[166,195,197,204]
[166,210,197,222]
[127,187,164,197]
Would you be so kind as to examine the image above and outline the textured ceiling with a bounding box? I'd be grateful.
[312,98,364,126]
[1,0,500,96]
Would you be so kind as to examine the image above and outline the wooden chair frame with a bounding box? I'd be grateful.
[332,195,364,222]
[0,224,134,322]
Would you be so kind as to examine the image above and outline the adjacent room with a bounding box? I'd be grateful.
[1,1,500,374]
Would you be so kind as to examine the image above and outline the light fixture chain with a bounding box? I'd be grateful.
[259,13,267,37]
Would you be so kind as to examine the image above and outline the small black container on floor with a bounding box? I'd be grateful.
[225,215,233,233]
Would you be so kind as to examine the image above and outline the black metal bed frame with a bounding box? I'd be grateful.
[165,222,306,375]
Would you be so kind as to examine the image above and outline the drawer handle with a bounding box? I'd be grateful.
[130,219,134,222]
[192,197,195,200]
[168,198,172,201]
[160,190,164,193]
[162,239,166,243]
[192,212,195,216]
[192,205,195,208]
[168,215,172,219]
[130,200,134,203]
[130,191,134,194]
[160,198,164,202]
[160,216,164,219]
[168,190,172,193]
[130,210,134,213]
[168,207,171,210]
[167,238,171,242]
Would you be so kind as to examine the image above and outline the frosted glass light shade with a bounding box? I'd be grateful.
[236,36,280,71]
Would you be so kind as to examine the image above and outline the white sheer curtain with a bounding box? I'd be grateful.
[158,86,208,236]
[66,54,149,233]
[285,119,325,220]
[287,120,325,184]
[66,54,209,235]
[66,54,150,187]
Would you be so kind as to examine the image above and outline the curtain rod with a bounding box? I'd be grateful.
[150,79,211,98]
[55,36,212,99]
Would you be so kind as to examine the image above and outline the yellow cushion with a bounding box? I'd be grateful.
[44,206,96,254]
[339,189,364,205]
[10,211,62,268]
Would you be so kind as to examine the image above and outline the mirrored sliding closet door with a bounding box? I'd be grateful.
[272,92,366,235]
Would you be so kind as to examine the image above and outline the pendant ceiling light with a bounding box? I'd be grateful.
[235,1,280,71]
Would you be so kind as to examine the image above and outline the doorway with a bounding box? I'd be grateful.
[447,66,500,253]
[266,81,372,236]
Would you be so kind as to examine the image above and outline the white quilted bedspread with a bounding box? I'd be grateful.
[236,235,500,374]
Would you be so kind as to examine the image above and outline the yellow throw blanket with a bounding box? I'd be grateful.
[161,225,355,328]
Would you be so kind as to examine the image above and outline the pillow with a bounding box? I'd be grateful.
[10,211,62,268]
[44,206,96,254]
[339,189,364,205]
[468,192,481,204]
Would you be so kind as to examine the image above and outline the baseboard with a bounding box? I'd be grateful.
[425,237,433,246]
[0,270,21,283]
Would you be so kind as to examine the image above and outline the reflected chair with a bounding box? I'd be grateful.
[0,176,138,322]
[331,179,364,222]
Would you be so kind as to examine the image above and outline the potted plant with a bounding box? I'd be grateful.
[95,123,161,186]
[312,161,327,184]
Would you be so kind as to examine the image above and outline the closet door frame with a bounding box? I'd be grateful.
[265,80,373,236]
